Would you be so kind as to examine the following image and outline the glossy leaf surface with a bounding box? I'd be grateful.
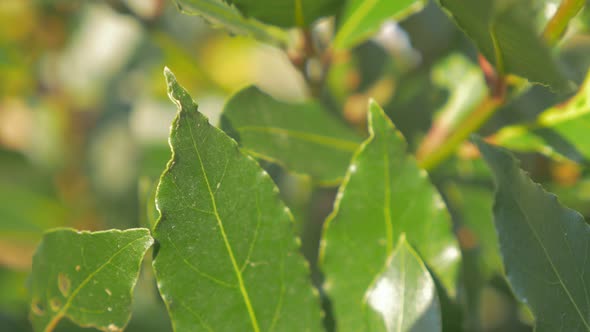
[174,0,289,46]
[475,138,590,332]
[225,0,342,27]
[366,235,442,332]
[29,228,153,332]
[333,0,425,50]
[221,86,363,185]
[438,0,570,92]
[321,101,459,331]
[495,70,590,163]
[152,69,323,331]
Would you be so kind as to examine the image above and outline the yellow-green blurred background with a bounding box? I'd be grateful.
[5,1,590,331]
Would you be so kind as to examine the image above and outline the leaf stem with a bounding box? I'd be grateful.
[418,95,503,170]
[542,0,585,46]
[416,1,584,170]
[417,55,506,171]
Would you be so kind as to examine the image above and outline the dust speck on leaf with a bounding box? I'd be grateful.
[107,323,121,332]
[105,288,112,296]
[75,265,81,272]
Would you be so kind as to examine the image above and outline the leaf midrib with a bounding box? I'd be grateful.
[237,126,359,152]
[509,186,590,330]
[187,115,261,332]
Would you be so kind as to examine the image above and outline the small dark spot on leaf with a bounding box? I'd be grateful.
[31,299,45,316]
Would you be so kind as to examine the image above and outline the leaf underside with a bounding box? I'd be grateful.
[174,0,289,46]
[224,0,342,27]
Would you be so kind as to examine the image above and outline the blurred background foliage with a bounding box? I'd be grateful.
[2,0,590,331]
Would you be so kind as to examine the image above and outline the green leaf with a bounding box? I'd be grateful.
[365,235,442,332]
[431,54,487,129]
[494,69,590,163]
[224,0,342,27]
[221,86,363,185]
[438,0,571,92]
[174,0,289,46]
[320,101,459,331]
[474,138,590,332]
[152,69,323,331]
[441,172,502,278]
[333,0,425,50]
[29,228,153,332]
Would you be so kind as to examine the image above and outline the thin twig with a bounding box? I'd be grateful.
[543,0,585,46]
[417,55,506,170]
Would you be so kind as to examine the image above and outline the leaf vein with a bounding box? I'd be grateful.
[241,192,262,272]
[269,238,287,331]
[511,189,590,330]
[167,233,237,289]
[186,115,261,332]
[180,300,214,332]
[44,235,150,332]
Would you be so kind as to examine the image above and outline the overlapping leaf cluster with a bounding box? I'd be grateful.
[27,0,590,332]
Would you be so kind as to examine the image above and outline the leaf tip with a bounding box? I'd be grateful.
[368,98,379,110]
[367,99,404,142]
[472,135,496,163]
[397,232,408,247]
[162,67,194,112]
[163,66,175,84]
[472,136,521,185]
[367,99,385,126]
[163,67,178,95]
